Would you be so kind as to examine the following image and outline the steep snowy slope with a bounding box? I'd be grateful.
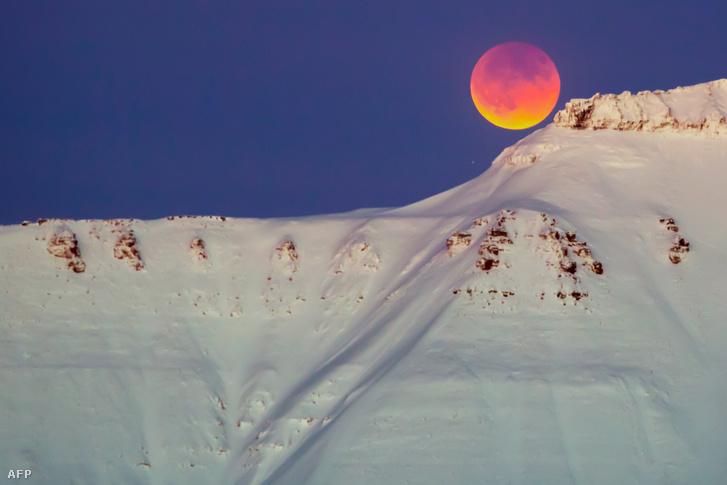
[1,80,726,485]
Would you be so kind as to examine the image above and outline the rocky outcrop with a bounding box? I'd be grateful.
[446,232,472,257]
[190,238,208,262]
[669,237,690,264]
[113,230,145,271]
[451,210,605,308]
[475,210,515,272]
[660,218,690,264]
[273,240,299,276]
[472,217,489,227]
[534,215,604,277]
[46,227,86,273]
[166,215,227,222]
[189,237,211,271]
[562,231,603,275]
[26,218,72,227]
[553,79,727,137]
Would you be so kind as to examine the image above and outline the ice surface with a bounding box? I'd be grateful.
[2,81,727,484]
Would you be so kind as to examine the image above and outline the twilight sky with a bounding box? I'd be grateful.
[1,1,725,225]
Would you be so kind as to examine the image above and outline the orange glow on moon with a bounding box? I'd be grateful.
[471,42,560,130]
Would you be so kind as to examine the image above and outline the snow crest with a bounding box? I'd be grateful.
[554,79,727,136]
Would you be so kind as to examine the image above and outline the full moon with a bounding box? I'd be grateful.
[471,42,560,130]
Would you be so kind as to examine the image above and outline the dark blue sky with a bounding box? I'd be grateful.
[1,1,725,224]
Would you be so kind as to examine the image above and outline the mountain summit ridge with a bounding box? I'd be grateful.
[553,78,727,135]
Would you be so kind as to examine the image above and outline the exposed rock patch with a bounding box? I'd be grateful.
[472,217,489,227]
[446,232,472,257]
[190,238,208,262]
[452,211,604,309]
[660,218,690,264]
[189,237,211,271]
[536,217,604,303]
[659,218,679,232]
[534,215,604,277]
[557,290,588,301]
[475,210,515,272]
[46,227,86,273]
[273,240,299,276]
[562,231,603,275]
[32,218,71,226]
[99,219,141,227]
[669,238,690,264]
[113,230,145,271]
[166,215,227,222]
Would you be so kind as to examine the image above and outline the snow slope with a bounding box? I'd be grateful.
[2,80,727,485]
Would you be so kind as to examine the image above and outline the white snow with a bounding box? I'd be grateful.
[2,81,727,484]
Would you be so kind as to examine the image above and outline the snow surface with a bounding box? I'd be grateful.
[2,81,727,484]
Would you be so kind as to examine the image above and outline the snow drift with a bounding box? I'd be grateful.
[1,80,727,485]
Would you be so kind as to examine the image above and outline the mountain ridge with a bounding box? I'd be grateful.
[553,78,727,135]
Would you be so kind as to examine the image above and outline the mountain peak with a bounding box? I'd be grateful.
[553,78,727,136]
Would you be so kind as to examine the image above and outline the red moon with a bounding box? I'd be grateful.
[471,42,560,130]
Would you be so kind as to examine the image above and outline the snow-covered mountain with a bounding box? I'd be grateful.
[2,80,726,485]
